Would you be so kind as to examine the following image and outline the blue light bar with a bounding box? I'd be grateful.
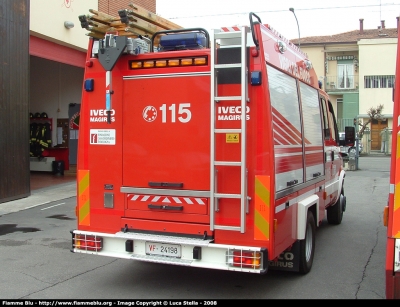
[159,33,206,51]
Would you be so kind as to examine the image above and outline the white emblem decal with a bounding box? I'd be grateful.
[143,106,157,122]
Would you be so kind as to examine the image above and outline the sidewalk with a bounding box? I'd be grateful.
[0,181,76,216]
[367,150,391,157]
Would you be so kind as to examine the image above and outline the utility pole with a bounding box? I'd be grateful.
[354,118,359,170]
[289,8,300,47]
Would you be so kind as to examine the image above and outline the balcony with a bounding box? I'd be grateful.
[324,75,359,92]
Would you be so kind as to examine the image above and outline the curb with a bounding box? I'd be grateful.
[0,182,76,216]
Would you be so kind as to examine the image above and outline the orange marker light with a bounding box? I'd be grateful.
[181,58,193,66]
[156,60,167,67]
[143,61,155,68]
[194,57,207,65]
[168,59,180,66]
[383,206,389,227]
[130,61,142,69]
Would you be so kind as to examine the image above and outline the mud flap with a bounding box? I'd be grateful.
[268,240,300,272]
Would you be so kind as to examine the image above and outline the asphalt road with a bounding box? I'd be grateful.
[0,155,391,300]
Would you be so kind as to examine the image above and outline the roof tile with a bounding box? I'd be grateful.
[292,28,398,45]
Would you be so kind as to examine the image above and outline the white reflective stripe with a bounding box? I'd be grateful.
[129,194,206,205]
[195,198,205,205]
[172,197,182,203]
[390,183,395,194]
[275,188,319,214]
[221,26,241,32]
[184,198,193,204]
[275,203,287,213]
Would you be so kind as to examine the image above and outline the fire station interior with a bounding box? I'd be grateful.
[30,56,83,190]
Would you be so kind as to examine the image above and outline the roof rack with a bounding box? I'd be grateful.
[78,2,183,40]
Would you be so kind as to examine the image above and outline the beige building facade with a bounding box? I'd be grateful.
[298,19,398,153]
[30,0,95,52]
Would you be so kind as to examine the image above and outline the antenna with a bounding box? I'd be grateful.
[289,8,300,48]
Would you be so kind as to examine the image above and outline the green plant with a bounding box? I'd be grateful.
[356,104,384,139]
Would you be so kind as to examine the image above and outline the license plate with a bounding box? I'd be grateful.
[145,242,181,258]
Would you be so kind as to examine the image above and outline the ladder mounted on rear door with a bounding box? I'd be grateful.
[210,26,250,233]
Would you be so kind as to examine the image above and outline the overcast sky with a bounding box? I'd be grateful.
[156,0,400,40]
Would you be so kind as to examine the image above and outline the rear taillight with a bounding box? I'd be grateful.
[227,250,262,269]
[74,234,103,252]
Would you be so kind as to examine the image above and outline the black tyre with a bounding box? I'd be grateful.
[327,188,345,225]
[299,211,316,274]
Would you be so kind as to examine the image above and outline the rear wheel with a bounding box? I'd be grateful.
[327,188,345,225]
[299,211,316,274]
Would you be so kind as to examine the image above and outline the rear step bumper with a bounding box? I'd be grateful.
[71,230,268,274]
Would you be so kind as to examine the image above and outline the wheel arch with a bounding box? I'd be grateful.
[297,194,318,240]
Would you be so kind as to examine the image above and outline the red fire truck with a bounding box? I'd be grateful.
[71,11,347,274]
[384,26,400,299]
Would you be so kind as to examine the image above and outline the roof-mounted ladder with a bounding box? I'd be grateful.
[210,26,250,233]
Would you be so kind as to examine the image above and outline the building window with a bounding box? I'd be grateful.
[338,64,354,89]
[364,75,395,88]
